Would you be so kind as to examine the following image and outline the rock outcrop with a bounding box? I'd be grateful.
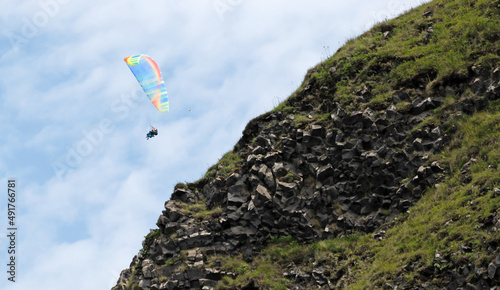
[113,63,499,289]
[112,0,500,288]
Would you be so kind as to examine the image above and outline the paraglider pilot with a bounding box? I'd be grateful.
[146,126,158,140]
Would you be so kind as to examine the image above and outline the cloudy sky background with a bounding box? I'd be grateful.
[1,0,429,289]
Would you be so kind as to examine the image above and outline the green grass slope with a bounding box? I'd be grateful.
[275,0,499,113]
[211,0,500,288]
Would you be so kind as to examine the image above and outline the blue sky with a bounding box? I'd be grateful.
[0,0,429,289]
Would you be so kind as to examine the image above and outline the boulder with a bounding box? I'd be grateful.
[227,181,249,206]
[278,181,299,197]
[252,184,273,207]
[412,97,434,114]
[272,162,288,177]
[325,130,337,146]
[470,77,487,94]
[251,146,266,155]
[303,131,323,148]
[310,124,326,138]
[164,202,184,222]
[488,253,500,281]
[171,189,195,203]
[343,111,364,127]
[341,149,355,161]
[317,164,334,182]
[413,138,424,151]
[255,136,272,148]
[281,137,296,149]
[264,152,281,164]
[225,172,240,187]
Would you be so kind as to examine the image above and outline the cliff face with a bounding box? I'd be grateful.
[113,0,500,289]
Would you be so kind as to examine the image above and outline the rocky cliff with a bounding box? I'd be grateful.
[113,0,500,289]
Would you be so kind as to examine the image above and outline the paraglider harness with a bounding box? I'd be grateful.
[146,126,158,140]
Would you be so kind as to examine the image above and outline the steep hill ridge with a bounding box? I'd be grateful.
[113,0,500,288]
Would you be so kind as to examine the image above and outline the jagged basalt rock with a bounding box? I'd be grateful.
[115,90,455,287]
[112,2,500,288]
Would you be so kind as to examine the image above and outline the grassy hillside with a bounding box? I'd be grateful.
[115,0,500,289]
[211,0,500,288]
[275,0,499,112]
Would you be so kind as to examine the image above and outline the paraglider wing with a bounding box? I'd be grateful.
[124,54,169,113]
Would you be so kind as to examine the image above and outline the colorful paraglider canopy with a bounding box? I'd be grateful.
[124,54,169,113]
